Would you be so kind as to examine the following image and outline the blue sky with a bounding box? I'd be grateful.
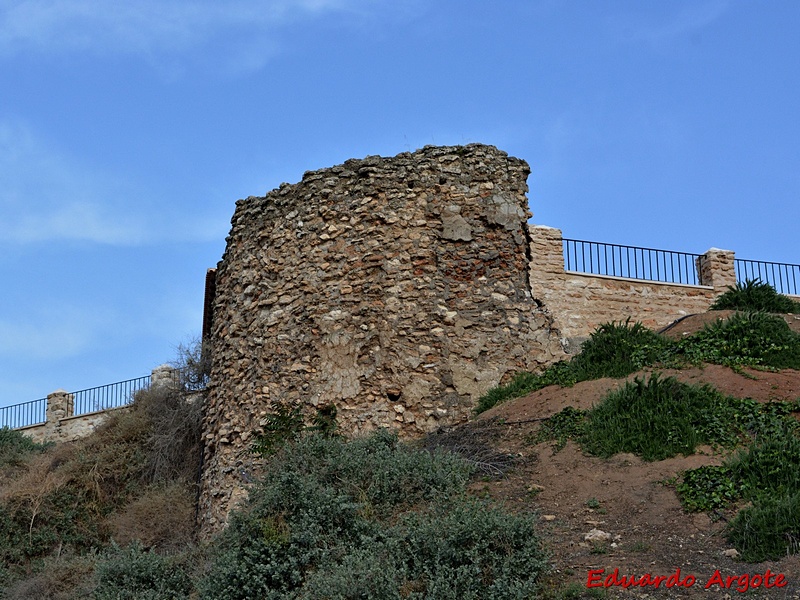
[1,0,798,409]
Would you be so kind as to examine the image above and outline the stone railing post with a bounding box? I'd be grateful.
[44,389,74,438]
[151,364,179,389]
[529,225,565,279]
[697,248,736,293]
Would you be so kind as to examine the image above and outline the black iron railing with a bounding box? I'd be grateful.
[2,368,208,431]
[735,259,800,297]
[0,398,46,430]
[72,375,152,416]
[563,238,701,285]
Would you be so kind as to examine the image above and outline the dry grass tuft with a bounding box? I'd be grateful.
[104,483,196,551]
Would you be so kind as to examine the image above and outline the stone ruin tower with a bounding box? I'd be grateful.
[198,144,563,531]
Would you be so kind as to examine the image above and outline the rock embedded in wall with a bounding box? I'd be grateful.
[198,144,564,532]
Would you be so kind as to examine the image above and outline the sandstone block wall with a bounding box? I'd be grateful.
[199,144,565,531]
[529,225,736,351]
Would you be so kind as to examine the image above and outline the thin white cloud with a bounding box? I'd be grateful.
[0,0,359,59]
[0,308,105,360]
[0,118,228,245]
[0,118,148,244]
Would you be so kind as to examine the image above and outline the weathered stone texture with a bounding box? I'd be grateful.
[199,144,564,531]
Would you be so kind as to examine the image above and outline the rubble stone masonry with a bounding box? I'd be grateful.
[198,144,565,531]
[198,144,743,533]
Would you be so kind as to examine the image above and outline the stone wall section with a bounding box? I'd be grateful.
[529,225,736,351]
[199,144,566,531]
[20,405,131,444]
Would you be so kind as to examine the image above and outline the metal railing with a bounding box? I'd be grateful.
[563,238,701,285]
[0,398,46,430]
[2,368,208,431]
[72,375,152,416]
[735,259,800,297]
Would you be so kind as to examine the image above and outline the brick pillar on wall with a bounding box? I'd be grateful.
[697,248,736,293]
[528,225,566,305]
[44,389,74,439]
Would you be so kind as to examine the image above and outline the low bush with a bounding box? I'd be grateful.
[393,500,545,599]
[104,482,196,551]
[535,376,800,464]
[676,465,743,512]
[726,424,800,500]
[201,431,546,599]
[0,427,50,470]
[568,319,672,379]
[580,375,744,461]
[93,543,195,600]
[726,491,800,562]
[478,310,800,414]
[710,279,800,313]
[676,311,800,369]
[1,553,98,600]
[476,320,671,414]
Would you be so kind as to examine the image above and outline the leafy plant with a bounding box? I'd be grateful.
[94,543,194,600]
[476,320,671,414]
[580,375,743,461]
[478,312,800,414]
[568,319,671,379]
[726,491,800,562]
[676,311,800,369]
[201,431,546,599]
[710,279,800,313]
[533,406,587,452]
[677,465,743,512]
[250,401,306,457]
[0,427,50,469]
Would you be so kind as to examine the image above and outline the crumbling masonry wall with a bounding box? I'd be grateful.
[198,145,565,531]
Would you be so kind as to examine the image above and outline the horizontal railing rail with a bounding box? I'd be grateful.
[563,238,701,285]
[0,398,46,430]
[735,259,800,297]
[3,368,208,431]
[72,375,152,416]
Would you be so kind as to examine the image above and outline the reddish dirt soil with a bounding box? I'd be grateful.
[466,313,800,599]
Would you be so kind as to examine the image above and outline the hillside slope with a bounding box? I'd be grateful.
[477,364,800,598]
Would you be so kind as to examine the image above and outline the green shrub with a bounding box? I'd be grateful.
[0,427,50,468]
[676,465,743,512]
[533,406,587,452]
[710,279,800,313]
[201,431,545,599]
[93,543,194,600]
[726,491,800,562]
[568,319,672,380]
[580,375,742,461]
[477,310,800,415]
[726,425,800,500]
[297,546,403,600]
[677,311,800,369]
[395,500,546,599]
[475,320,671,414]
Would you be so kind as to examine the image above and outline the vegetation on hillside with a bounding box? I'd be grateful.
[518,283,800,563]
[0,343,205,598]
[3,281,800,595]
[710,278,800,313]
[477,306,800,415]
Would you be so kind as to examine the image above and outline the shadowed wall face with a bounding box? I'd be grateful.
[198,144,563,531]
